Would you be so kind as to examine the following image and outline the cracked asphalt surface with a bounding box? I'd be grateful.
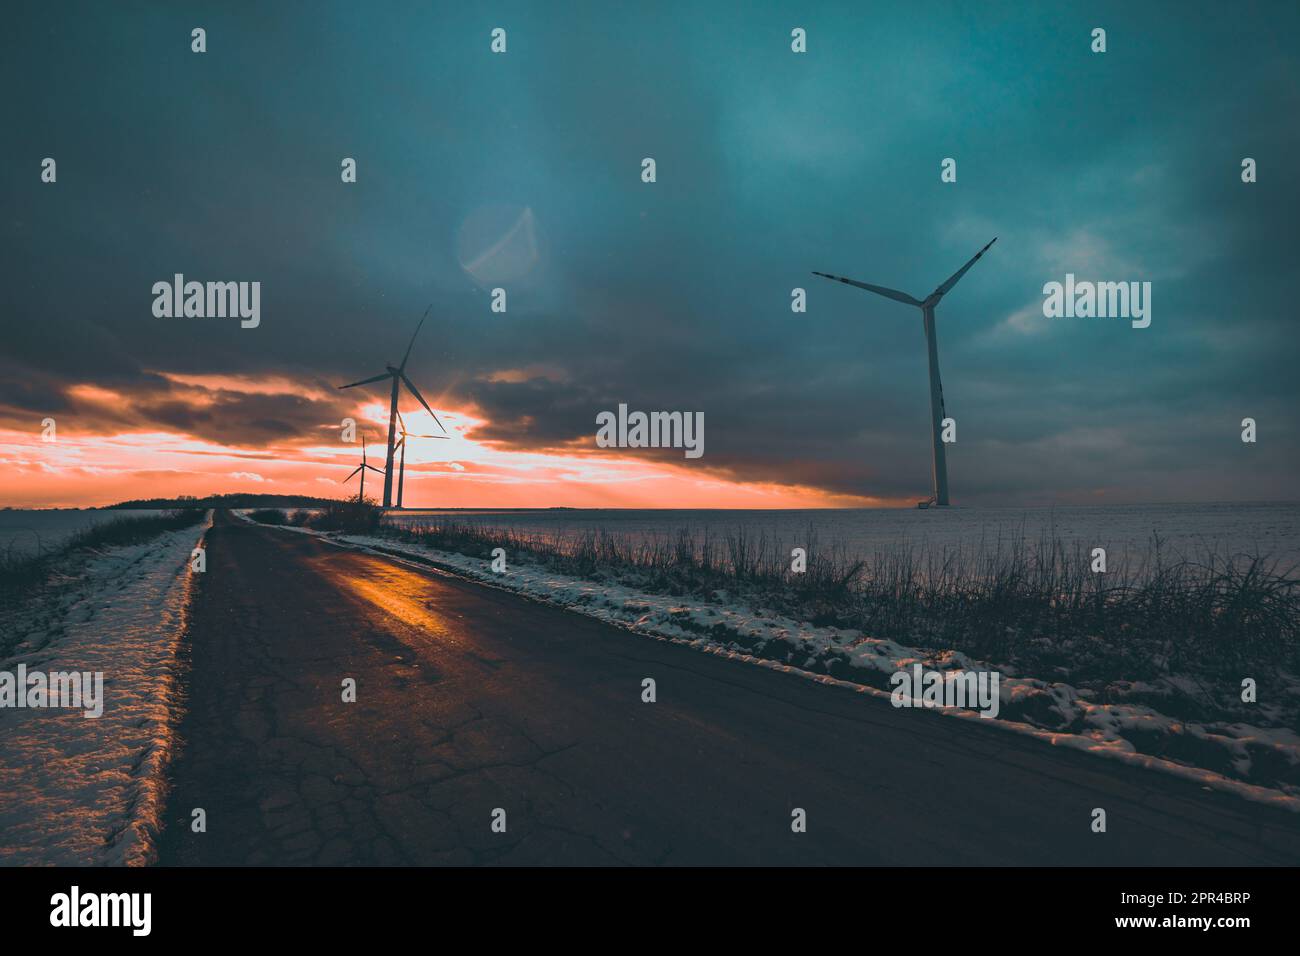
[158,511,1300,865]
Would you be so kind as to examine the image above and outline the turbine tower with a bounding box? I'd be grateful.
[342,435,384,501]
[814,237,996,507]
[337,307,448,509]
[393,409,449,509]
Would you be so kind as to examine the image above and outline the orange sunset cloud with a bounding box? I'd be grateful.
[0,380,883,510]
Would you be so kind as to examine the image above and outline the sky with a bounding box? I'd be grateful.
[1,0,1297,509]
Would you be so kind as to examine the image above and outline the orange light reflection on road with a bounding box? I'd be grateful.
[325,560,462,645]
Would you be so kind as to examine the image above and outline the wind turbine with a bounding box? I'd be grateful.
[813,237,996,508]
[393,409,449,509]
[337,306,448,509]
[342,435,384,501]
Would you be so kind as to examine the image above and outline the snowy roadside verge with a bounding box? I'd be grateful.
[238,511,1300,814]
[0,511,211,865]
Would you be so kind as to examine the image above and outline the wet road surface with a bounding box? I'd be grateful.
[158,511,1300,865]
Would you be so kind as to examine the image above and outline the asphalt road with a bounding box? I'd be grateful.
[158,511,1300,865]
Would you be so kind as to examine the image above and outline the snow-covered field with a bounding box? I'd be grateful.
[385,502,1300,572]
[241,513,1300,813]
[0,512,210,865]
[0,509,169,560]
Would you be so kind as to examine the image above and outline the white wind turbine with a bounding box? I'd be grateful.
[393,409,449,509]
[814,237,996,508]
[342,435,384,501]
[337,306,449,509]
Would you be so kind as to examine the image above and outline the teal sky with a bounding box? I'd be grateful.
[3,0,1298,505]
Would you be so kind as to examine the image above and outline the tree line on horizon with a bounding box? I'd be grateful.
[100,493,343,511]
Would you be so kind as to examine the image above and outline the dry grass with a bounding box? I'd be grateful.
[300,496,382,534]
[384,517,1300,682]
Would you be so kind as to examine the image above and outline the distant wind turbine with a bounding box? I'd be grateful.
[342,435,384,501]
[337,306,449,508]
[394,409,449,509]
[813,237,996,508]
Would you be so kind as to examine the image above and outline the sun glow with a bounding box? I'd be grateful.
[0,382,881,509]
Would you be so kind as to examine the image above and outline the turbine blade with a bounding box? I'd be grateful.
[344,466,362,482]
[365,464,385,474]
[930,237,997,300]
[399,372,447,434]
[337,371,392,390]
[399,306,432,372]
[811,272,921,307]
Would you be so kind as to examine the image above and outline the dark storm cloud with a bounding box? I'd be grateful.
[145,391,344,446]
[2,0,1297,503]
[0,358,352,448]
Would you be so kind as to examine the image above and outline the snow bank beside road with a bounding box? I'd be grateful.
[0,513,210,865]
